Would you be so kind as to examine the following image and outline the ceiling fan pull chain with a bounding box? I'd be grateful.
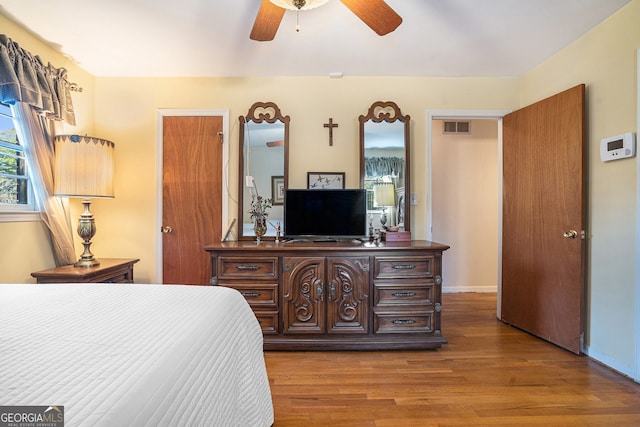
[296,10,300,32]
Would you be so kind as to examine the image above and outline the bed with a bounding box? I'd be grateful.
[0,283,274,426]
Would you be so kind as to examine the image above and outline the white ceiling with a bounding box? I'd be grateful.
[0,0,632,78]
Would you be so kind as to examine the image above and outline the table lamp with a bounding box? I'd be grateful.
[373,182,395,228]
[54,135,115,268]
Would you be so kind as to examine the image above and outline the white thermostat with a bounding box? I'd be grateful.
[600,132,636,162]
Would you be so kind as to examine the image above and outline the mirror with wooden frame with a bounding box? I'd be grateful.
[359,101,411,231]
[238,101,289,240]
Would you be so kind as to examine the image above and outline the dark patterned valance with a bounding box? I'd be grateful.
[365,157,404,181]
[0,34,75,125]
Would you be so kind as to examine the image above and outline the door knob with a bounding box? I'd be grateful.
[563,229,578,239]
[161,226,173,234]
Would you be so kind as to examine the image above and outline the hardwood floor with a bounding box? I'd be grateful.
[264,292,640,426]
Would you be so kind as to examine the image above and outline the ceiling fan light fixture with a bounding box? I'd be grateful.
[269,0,329,11]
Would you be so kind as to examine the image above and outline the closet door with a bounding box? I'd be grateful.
[162,116,223,285]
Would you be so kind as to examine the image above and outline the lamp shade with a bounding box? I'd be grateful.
[374,182,395,207]
[54,135,115,198]
[270,0,329,10]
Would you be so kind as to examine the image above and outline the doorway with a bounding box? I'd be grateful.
[427,110,509,312]
[155,109,230,284]
[431,119,500,293]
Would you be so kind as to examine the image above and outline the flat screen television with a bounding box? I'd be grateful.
[284,189,367,240]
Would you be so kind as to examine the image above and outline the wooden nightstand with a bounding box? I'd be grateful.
[31,258,140,284]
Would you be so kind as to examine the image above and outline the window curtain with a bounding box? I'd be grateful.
[0,35,75,124]
[364,157,405,182]
[1,35,77,266]
[12,103,76,265]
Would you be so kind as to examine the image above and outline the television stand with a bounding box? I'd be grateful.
[205,240,449,351]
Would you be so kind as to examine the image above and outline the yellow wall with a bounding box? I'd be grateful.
[91,76,519,283]
[521,0,639,376]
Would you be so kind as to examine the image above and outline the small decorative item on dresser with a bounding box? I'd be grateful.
[248,195,272,243]
[385,230,411,242]
[253,216,267,243]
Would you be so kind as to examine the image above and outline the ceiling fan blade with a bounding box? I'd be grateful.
[339,0,402,36]
[250,0,286,41]
[266,140,284,147]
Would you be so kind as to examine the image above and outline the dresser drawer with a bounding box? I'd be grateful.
[373,310,433,334]
[374,283,433,306]
[218,257,278,280]
[102,272,133,283]
[255,311,278,334]
[374,256,435,280]
[222,283,278,309]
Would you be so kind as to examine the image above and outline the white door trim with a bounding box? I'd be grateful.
[426,109,510,316]
[635,48,640,382]
[155,109,230,283]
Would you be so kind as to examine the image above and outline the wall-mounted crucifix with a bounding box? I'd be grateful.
[323,118,338,146]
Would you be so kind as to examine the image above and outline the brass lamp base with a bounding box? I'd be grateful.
[74,257,100,268]
[75,199,101,268]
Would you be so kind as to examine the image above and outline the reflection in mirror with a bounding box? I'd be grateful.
[239,102,289,239]
[359,101,410,232]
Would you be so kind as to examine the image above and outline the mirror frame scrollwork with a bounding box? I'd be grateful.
[238,101,290,240]
[359,101,411,232]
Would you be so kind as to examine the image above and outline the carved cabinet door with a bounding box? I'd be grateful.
[283,257,326,333]
[282,256,370,335]
[326,257,370,334]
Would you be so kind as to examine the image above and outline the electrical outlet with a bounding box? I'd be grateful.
[410,192,418,205]
[245,176,255,187]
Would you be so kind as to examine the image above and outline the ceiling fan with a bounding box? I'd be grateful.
[250,0,402,42]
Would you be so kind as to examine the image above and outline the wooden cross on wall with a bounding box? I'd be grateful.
[323,118,338,146]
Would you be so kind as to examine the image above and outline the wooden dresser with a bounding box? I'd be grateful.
[204,240,449,350]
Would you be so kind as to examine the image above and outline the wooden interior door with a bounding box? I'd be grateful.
[162,116,223,285]
[501,84,586,354]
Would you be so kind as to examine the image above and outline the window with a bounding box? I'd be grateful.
[0,102,34,213]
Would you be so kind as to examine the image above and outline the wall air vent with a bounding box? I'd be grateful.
[443,121,471,134]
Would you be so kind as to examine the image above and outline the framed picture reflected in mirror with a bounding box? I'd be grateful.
[271,175,284,205]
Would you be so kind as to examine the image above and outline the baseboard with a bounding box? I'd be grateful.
[443,285,497,293]
[586,346,638,382]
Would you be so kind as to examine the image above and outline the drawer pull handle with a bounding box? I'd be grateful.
[236,265,261,271]
[392,264,416,270]
[241,291,261,297]
[392,291,417,297]
[392,319,416,325]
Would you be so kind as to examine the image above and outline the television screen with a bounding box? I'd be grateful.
[284,189,367,240]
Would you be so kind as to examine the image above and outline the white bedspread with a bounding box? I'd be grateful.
[0,284,274,427]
